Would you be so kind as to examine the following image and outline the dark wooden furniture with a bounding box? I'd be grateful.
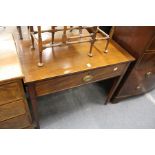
[111,26,155,102]
[14,29,134,128]
[0,34,32,129]
[29,26,110,67]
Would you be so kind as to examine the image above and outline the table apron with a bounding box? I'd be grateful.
[32,63,127,97]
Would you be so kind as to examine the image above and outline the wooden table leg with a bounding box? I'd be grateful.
[27,83,40,129]
[17,26,23,40]
[105,63,130,104]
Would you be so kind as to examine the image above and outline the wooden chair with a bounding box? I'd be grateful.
[29,26,110,67]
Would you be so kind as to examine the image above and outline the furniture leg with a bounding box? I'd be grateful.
[88,26,98,57]
[51,26,55,44]
[104,38,110,53]
[37,26,44,67]
[38,49,43,67]
[29,26,35,49]
[62,26,67,44]
[52,32,55,44]
[27,84,40,129]
[79,26,82,35]
[30,34,35,49]
[88,41,94,57]
[17,26,23,40]
[104,63,130,104]
[70,26,73,32]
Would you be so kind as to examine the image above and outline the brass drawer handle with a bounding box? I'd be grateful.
[113,67,118,71]
[136,85,141,90]
[83,75,93,82]
[145,72,152,78]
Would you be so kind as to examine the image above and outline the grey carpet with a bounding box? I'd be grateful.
[38,83,155,129]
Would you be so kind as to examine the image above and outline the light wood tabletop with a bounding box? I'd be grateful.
[0,33,23,83]
[15,31,134,84]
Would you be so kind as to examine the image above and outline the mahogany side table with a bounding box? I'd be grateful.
[14,31,135,128]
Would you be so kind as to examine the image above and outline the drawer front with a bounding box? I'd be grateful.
[35,63,126,96]
[0,81,23,105]
[135,68,155,94]
[0,100,26,122]
[0,114,31,129]
[114,66,155,97]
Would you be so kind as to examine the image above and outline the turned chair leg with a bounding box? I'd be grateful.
[38,49,43,67]
[29,26,35,49]
[70,26,73,32]
[88,41,94,57]
[51,26,55,44]
[37,26,44,67]
[62,26,67,44]
[79,26,82,35]
[104,38,110,53]
[17,26,23,40]
[30,34,35,49]
[88,26,98,57]
[52,32,55,44]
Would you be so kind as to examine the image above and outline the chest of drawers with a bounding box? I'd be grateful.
[0,80,32,128]
[0,34,32,128]
[111,26,155,102]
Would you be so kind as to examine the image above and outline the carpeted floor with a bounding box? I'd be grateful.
[38,82,155,129]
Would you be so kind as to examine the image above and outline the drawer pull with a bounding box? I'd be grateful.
[145,72,152,78]
[113,67,118,71]
[83,75,93,82]
[136,85,141,90]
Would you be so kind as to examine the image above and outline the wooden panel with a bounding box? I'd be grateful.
[35,63,126,96]
[146,37,155,52]
[113,26,155,58]
[0,100,26,122]
[113,64,155,98]
[0,114,31,129]
[136,53,155,70]
[0,81,23,105]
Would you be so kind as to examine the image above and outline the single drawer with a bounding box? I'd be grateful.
[0,114,31,129]
[0,99,26,122]
[35,63,126,96]
[0,81,23,105]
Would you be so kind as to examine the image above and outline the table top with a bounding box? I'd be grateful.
[0,33,23,83]
[15,31,135,84]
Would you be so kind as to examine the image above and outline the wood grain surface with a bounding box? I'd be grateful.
[15,31,134,84]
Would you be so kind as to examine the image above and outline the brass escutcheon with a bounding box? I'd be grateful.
[113,67,118,71]
[145,72,152,78]
[83,75,93,82]
[136,85,141,90]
